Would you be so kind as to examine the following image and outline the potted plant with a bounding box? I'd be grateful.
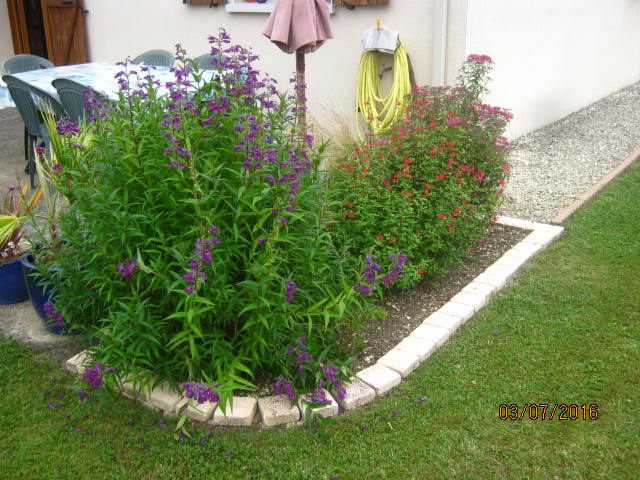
[0,182,41,304]
[21,118,74,333]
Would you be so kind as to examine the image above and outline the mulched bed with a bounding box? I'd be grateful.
[351,222,528,371]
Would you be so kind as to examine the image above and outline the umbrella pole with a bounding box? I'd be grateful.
[295,50,307,138]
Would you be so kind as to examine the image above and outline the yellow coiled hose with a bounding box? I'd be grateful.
[356,42,412,138]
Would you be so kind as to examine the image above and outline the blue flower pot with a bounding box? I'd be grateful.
[0,254,29,304]
[21,254,79,335]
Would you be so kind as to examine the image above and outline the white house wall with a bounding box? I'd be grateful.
[82,0,434,141]
[3,1,639,140]
[464,0,640,139]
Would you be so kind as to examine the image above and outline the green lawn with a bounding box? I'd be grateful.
[1,161,638,480]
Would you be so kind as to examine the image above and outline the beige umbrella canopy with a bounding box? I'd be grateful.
[263,0,333,133]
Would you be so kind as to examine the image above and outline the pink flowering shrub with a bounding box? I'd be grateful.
[328,54,512,288]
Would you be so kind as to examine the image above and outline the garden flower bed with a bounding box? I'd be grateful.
[30,30,516,430]
[63,217,562,428]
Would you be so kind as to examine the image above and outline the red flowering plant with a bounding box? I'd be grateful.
[328,54,512,288]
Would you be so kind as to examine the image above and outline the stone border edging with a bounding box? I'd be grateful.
[552,147,640,224]
[64,217,564,428]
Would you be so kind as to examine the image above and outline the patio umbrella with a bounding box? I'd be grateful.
[262,0,333,134]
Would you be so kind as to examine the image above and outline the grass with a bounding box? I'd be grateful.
[1,160,639,479]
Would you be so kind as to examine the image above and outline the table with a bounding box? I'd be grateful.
[12,63,137,101]
[1,62,215,108]
[0,63,123,107]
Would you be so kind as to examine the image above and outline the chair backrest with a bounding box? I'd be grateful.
[52,77,104,124]
[2,74,67,136]
[2,74,46,137]
[194,52,231,72]
[194,53,216,71]
[132,49,174,67]
[27,79,67,119]
[3,54,55,74]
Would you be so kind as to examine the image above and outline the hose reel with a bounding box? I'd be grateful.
[356,22,412,138]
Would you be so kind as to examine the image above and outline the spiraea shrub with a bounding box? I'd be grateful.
[328,54,512,288]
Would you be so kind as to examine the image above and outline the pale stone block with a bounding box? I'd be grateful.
[211,396,258,426]
[522,229,561,246]
[493,253,527,270]
[496,216,536,230]
[356,364,401,395]
[175,397,187,413]
[439,299,477,321]
[548,225,564,236]
[176,398,217,422]
[148,383,181,412]
[298,389,340,419]
[483,263,520,281]
[377,348,420,377]
[448,292,487,311]
[462,281,497,298]
[410,323,450,346]
[496,248,533,264]
[258,395,300,427]
[116,373,152,400]
[395,336,437,362]
[334,376,376,411]
[163,409,179,419]
[472,271,508,290]
[529,223,564,234]
[65,350,92,374]
[511,241,543,255]
[423,311,462,330]
[138,396,160,412]
[120,380,146,400]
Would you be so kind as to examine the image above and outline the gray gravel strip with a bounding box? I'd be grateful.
[501,81,640,223]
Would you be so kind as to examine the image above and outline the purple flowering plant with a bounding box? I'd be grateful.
[273,334,352,429]
[328,54,511,288]
[37,29,384,403]
[72,362,116,406]
[275,335,348,403]
[43,300,65,329]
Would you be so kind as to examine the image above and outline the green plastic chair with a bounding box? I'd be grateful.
[2,54,55,74]
[194,53,220,70]
[2,74,66,187]
[52,78,109,125]
[132,49,174,67]
[3,54,56,172]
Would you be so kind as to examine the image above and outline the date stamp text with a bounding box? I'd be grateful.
[498,404,599,420]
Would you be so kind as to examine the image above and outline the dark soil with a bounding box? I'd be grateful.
[249,222,529,396]
[351,223,528,372]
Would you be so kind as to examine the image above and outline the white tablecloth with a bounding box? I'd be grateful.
[1,62,217,108]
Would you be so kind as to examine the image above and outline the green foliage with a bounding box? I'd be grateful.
[36,31,380,394]
[1,162,639,479]
[0,182,41,261]
[328,54,512,288]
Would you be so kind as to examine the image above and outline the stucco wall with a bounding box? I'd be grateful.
[82,0,434,139]
[464,0,640,138]
[4,1,638,140]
